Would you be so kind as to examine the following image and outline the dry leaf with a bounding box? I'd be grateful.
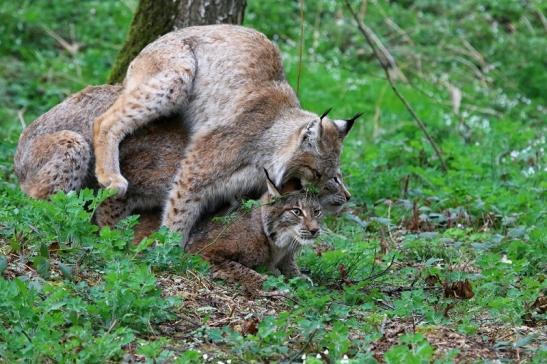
[241,317,259,335]
[314,242,332,256]
[443,280,474,299]
[523,294,547,326]
[425,274,441,286]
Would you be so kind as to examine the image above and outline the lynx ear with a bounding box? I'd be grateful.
[300,119,322,149]
[333,112,363,138]
[320,107,333,120]
[264,168,281,197]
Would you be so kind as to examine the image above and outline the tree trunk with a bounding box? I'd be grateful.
[108,0,246,84]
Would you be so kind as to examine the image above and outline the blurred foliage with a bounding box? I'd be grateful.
[0,0,545,362]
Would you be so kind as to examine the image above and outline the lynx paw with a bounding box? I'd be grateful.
[97,172,128,197]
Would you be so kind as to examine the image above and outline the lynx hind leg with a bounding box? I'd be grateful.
[211,260,267,296]
[93,44,197,196]
[94,196,133,228]
[19,131,90,199]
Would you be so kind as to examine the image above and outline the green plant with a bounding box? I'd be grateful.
[0,0,545,361]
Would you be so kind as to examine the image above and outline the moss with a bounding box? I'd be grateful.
[107,0,180,84]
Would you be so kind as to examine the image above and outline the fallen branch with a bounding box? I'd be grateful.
[343,0,448,173]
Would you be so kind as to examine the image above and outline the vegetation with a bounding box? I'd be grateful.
[0,0,545,362]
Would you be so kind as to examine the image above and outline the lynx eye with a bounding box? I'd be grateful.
[291,208,302,216]
[313,208,322,217]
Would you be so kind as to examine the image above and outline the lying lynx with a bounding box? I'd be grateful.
[15,85,351,228]
[92,24,360,244]
[187,171,322,295]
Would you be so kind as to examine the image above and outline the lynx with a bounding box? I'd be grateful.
[187,171,322,295]
[15,85,351,229]
[92,24,360,244]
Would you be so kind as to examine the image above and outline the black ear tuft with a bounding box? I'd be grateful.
[264,168,281,197]
[345,112,363,135]
[263,167,272,182]
[320,107,333,120]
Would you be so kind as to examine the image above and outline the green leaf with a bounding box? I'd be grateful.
[33,256,50,279]
[39,243,49,257]
[0,255,7,274]
[58,262,73,280]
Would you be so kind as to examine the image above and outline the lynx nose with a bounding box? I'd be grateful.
[309,227,320,237]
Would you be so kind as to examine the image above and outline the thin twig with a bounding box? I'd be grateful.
[17,108,26,129]
[534,7,547,32]
[296,0,305,97]
[260,291,300,305]
[362,254,396,282]
[378,285,440,295]
[288,328,318,362]
[344,0,448,173]
[41,25,80,56]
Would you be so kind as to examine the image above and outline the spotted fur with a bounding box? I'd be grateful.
[14,85,351,229]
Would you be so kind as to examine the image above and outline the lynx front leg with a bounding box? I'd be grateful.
[163,161,258,246]
[279,254,313,285]
[93,45,196,196]
[278,255,301,279]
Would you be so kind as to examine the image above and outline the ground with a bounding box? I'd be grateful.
[0,0,545,363]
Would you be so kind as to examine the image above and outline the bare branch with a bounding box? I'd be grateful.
[296,0,305,97]
[344,0,448,173]
[41,25,80,56]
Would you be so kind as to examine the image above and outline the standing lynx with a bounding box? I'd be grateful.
[92,24,360,245]
[15,85,352,229]
[187,171,323,295]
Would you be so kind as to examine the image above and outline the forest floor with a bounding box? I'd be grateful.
[1,1,545,363]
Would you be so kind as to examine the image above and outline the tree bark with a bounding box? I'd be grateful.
[108,0,246,84]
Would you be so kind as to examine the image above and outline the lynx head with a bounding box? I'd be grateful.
[281,109,362,191]
[262,169,323,249]
[319,171,351,214]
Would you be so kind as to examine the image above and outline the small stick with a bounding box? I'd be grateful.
[296,0,305,97]
[17,108,26,129]
[260,291,300,305]
[288,328,318,362]
[41,25,80,56]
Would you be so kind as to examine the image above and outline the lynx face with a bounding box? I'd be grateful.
[262,190,323,249]
[319,173,351,214]
[284,113,361,191]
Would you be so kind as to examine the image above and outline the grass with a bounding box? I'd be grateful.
[0,0,545,362]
